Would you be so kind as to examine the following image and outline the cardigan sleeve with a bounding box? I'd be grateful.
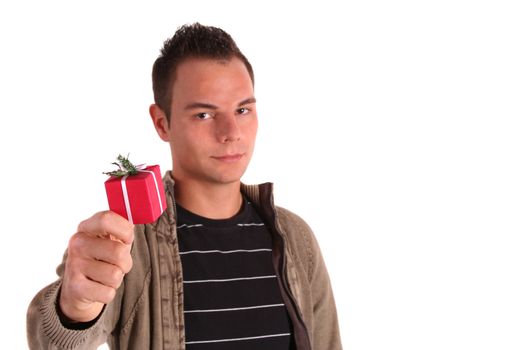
[26,252,125,349]
[307,228,343,350]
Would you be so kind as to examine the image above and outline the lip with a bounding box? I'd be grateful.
[212,153,245,163]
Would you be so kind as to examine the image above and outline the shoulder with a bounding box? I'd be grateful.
[275,206,320,280]
[275,206,314,239]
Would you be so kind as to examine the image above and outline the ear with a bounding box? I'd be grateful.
[149,104,170,142]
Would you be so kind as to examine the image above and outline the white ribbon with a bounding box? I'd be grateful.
[120,175,133,224]
[119,165,163,224]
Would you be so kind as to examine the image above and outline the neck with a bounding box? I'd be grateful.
[173,176,243,219]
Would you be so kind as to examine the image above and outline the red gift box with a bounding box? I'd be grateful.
[104,165,167,224]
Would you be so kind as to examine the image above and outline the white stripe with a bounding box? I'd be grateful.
[184,303,285,314]
[237,223,265,226]
[183,275,276,284]
[176,223,203,229]
[186,333,290,345]
[179,248,271,255]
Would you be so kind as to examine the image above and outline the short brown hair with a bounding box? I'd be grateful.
[151,23,254,122]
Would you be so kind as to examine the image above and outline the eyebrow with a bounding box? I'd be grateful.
[184,97,256,111]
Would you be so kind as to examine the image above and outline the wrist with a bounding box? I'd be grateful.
[58,287,104,325]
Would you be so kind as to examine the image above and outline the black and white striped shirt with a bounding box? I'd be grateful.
[176,196,293,349]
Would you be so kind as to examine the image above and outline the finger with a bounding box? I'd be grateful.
[78,211,134,245]
[81,259,125,289]
[68,274,118,305]
[70,234,133,273]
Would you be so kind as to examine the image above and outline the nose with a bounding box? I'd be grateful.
[216,114,241,143]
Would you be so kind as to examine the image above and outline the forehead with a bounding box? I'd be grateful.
[170,57,253,103]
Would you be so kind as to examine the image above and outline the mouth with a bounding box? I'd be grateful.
[211,153,245,163]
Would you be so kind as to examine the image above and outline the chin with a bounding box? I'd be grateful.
[208,169,247,185]
[213,174,244,185]
[211,163,249,183]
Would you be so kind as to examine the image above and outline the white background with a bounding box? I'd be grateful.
[1,0,524,349]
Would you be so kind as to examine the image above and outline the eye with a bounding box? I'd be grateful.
[194,112,212,120]
[237,107,250,115]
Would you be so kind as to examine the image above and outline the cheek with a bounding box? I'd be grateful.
[243,117,258,139]
[249,120,258,144]
[174,127,212,157]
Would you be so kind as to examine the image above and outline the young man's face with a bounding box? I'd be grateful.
[152,57,258,186]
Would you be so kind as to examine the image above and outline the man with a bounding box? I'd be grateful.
[27,23,341,349]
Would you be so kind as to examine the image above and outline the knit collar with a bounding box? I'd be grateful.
[155,171,274,237]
